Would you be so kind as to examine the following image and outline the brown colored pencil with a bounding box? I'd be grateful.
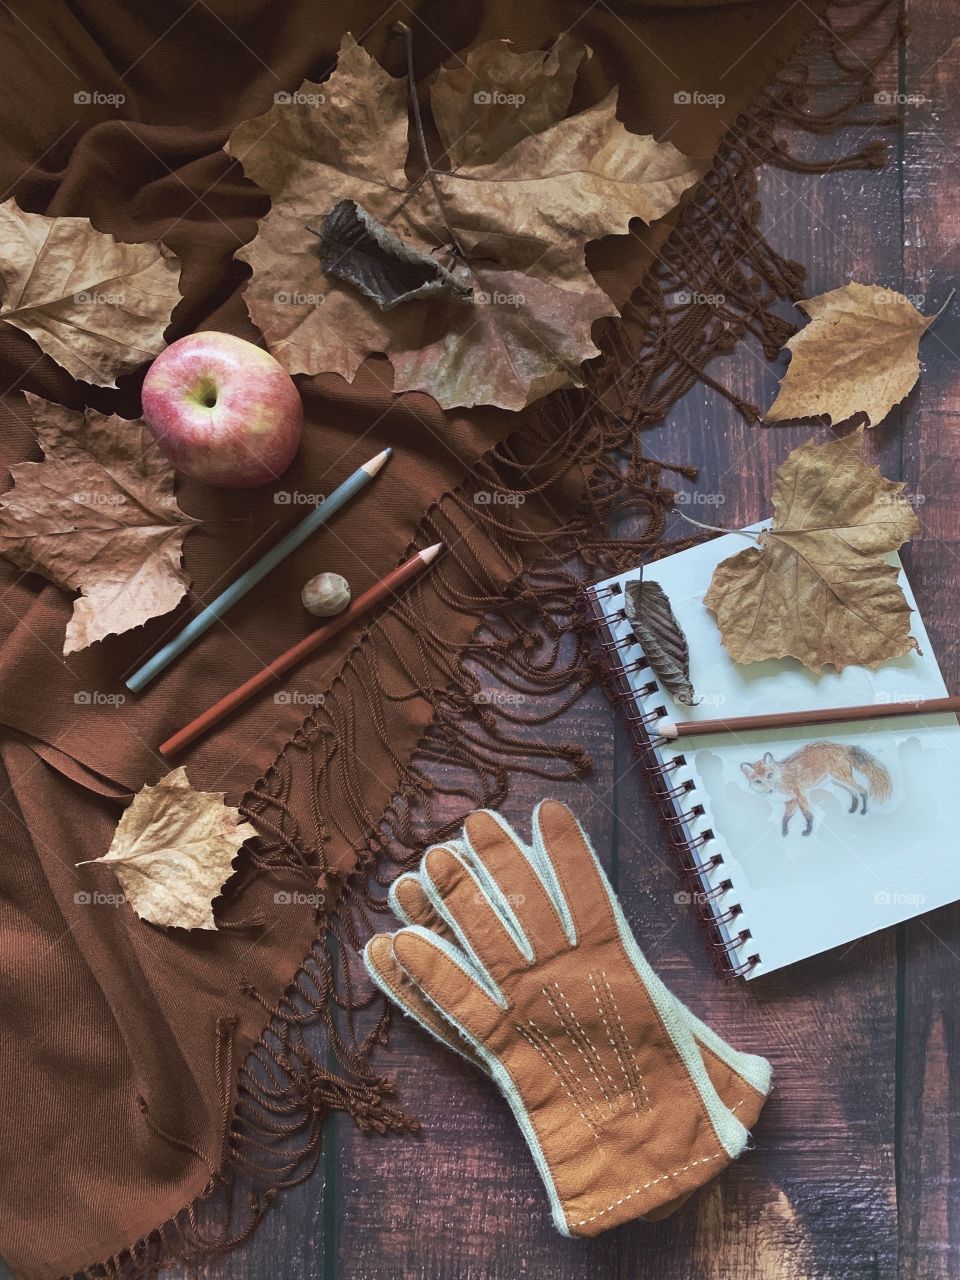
[159,543,443,758]
[657,695,960,740]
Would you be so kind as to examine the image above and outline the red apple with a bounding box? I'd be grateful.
[142,332,303,488]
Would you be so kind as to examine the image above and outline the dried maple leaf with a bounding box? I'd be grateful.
[765,282,938,427]
[704,429,920,673]
[224,33,703,410]
[0,393,198,654]
[0,198,182,387]
[77,767,257,930]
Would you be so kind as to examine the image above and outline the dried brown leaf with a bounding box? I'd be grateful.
[704,429,921,673]
[224,34,703,410]
[0,198,182,387]
[624,578,697,705]
[310,199,473,310]
[429,34,590,168]
[78,767,256,930]
[0,393,198,654]
[765,282,936,427]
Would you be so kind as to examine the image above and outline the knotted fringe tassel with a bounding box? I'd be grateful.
[71,1,899,1274]
[614,0,903,430]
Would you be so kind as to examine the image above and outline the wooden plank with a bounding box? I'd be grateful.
[188,1176,327,1279]
[897,3,960,1275]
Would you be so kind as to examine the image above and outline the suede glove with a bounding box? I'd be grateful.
[364,800,771,1236]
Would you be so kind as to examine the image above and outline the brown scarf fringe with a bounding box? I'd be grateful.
[71,2,901,1274]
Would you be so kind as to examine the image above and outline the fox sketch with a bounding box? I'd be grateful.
[740,742,892,836]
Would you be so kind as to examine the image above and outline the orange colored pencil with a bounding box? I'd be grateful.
[160,543,443,758]
[657,694,960,740]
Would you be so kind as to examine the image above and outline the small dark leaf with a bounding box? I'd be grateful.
[309,199,473,311]
[624,578,698,705]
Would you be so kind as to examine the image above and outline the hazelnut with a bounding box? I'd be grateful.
[302,572,350,617]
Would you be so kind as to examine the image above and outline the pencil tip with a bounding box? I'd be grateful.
[420,542,443,564]
[363,448,393,476]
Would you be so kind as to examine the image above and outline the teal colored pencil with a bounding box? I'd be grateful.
[126,448,392,693]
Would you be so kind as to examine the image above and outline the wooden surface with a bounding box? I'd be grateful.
[176,5,959,1278]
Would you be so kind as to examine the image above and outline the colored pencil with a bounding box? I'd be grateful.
[657,694,960,741]
[126,448,392,692]
[159,543,443,758]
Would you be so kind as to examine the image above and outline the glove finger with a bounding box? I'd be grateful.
[462,810,572,959]
[695,1038,769,1132]
[642,1023,771,1222]
[393,926,504,1045]
[677,999,772,1126]
[421,844,531,990]
[364,933,485,1071]
[532,799,620,945]
[390,872,452,936]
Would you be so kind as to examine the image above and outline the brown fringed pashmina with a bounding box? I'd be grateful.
[0,1,899,1275]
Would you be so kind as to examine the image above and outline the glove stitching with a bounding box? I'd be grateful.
[519,1018,603,1128]
[586,972,647,1116]
[515,1023,604,1146]
[570,1152,725,1229]
[541,813,745,1157]
[600,969,652,1111]
[547,980,619,1103]
[542,982,616,1114]
[588,973,638,1116]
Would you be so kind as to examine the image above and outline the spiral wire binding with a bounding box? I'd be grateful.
[585,581,760,979]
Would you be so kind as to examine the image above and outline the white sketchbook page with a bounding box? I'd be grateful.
[595,525,960,978]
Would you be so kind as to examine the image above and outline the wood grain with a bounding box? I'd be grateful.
[897,4,960,1277]
[177,5,960,1277]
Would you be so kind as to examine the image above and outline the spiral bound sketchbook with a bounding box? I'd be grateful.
[587,525,960,979]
